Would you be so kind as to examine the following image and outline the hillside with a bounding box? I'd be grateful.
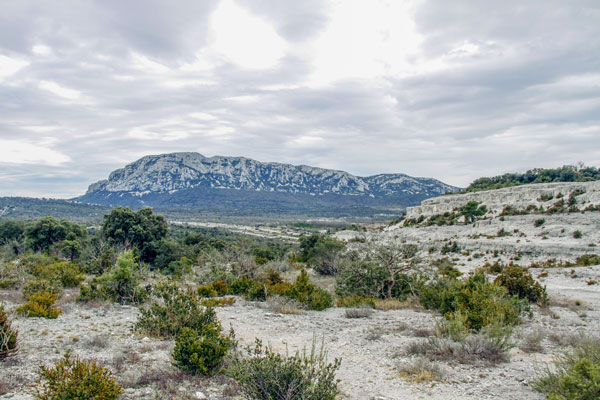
[76,152,459,216]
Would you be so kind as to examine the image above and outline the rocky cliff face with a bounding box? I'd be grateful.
[77,153,458,214]
[406,181,600,218]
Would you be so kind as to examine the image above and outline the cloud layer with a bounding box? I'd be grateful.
[1,0,599,198]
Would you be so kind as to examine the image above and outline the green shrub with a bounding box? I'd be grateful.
[16,290,61,319]
[577,254,600,266]
[229,338,341,400]
[172,323,234,375]
[534,337,600,400]
[534,218,546,227]
[35,352,122,400]
[78,251,148,304]
[50,262,85,287]
[135,281,218,339]
[0,304,18,360]
[419,272,523,332]
[493,265,548,305]
[573,230,583,239]
[23,279,61,300]
[284,270,332,311]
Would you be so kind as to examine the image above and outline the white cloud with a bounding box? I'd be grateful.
[210,0,287,69]
[0,140,71,166]
[0,55,29,82]
[32,44,52,56]
[308,0,423,85]
[39,80,81,100]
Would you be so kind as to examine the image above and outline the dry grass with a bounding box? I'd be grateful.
[84,334,109,349]
[365,326,385,341]
[259,296,302,315]
[373,297,422,311]
[405,335,510,365]
[519,328,546,353]
[398,357,445,383]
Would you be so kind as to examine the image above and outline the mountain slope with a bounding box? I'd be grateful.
[76,153,459,216]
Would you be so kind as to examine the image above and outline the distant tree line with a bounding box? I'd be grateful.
[462,165,600,193]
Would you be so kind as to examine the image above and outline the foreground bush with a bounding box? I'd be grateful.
[136,281,218,339]
[0,304,18,359]
[172,323,234,375]
[229,338,341,400]
[534,337,600,400]
[35,352,123,400]
[16,290,61,319]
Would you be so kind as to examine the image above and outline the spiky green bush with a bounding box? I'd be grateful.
[172,323,234,375]
[35,352,122,400]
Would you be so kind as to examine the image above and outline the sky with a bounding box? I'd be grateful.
[1,0,599,198]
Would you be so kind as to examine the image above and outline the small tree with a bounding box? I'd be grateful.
[460,201,488,224]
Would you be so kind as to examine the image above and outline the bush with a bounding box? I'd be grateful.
[136,281,218,339]
[577,254,600,266]
[336,296,376,308]
[493,265,548,305]
[534,337,600,400]
[16,290,61,319]
[573,230,583,239]
[284,270,332,311]
[419,272,523,332]
[78,251,148,304]
[534,218,546,227]
[23,279,61,300]
[229,338,341,400]
[0,304,18,360]
[35,352,123,400]
[172,323,234,375]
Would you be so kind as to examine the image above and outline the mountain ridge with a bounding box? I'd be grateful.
[77,152,459,215]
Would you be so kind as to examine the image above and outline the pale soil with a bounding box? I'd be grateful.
[1,212,599,399]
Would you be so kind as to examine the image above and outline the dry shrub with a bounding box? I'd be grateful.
[519,328,546,353]
[399,357,445,383]
[260,296,302,315]
[345,308,373,318]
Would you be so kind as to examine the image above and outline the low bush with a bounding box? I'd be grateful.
[23,279,61,299]
[284,270,332,311]
[534,218,546,227]
[172,323,234,375]
[345,308,373,318]
[16,290,61,319]
[493,265,548,305]
[0,304,18,360]
[78,251,148,305]
[35,352,122,400]
[399,357,444,383]
[336,296,376,308]
[577,254,600,266]
[534,337,600,399]
[229,338,341,400]
[419,272,524,332]
[136,281,218,339]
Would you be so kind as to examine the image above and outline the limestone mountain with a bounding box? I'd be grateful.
[76,153,459,216]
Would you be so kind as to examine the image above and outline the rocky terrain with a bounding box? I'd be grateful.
[75,153,458,216]
[1,181,599,400]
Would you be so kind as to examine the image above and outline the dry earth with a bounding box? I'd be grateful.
[1,211,599,399]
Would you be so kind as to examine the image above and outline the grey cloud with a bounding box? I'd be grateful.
[0,0,599,198]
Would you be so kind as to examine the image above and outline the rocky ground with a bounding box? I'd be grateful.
[1,212,599,400]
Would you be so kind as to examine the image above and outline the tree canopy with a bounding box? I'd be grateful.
[462,165,600,193]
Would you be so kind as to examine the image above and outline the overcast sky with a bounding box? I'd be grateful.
[1,0,599,198]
